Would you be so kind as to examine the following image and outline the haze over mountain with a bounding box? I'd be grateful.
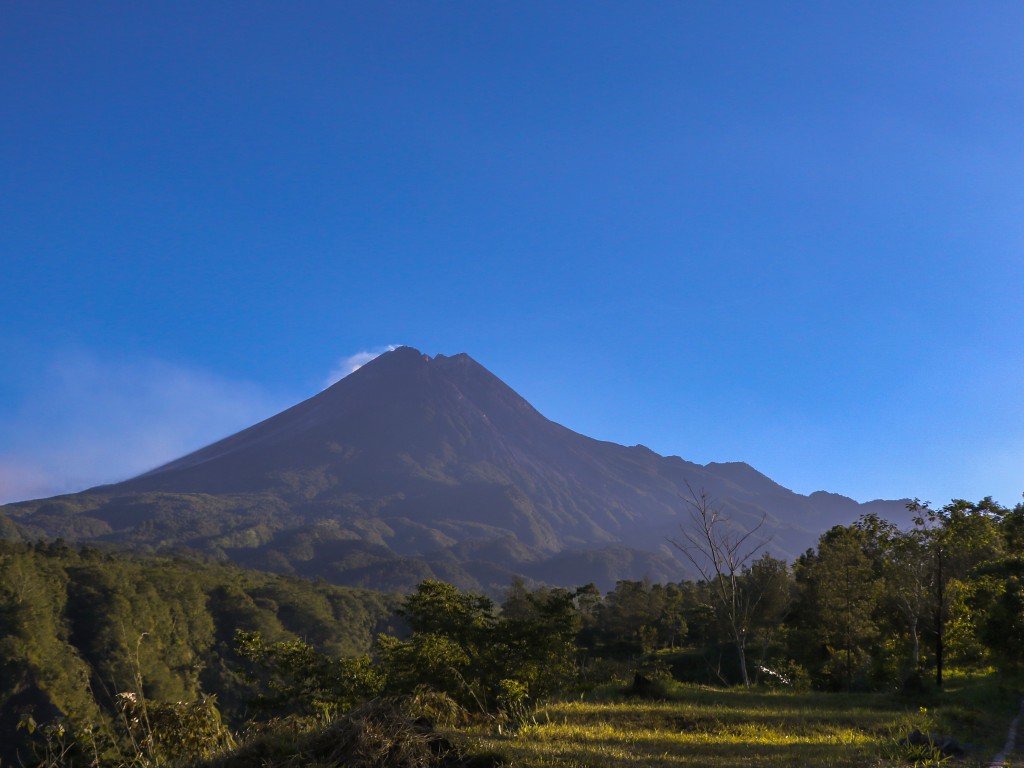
[1,347,908,593]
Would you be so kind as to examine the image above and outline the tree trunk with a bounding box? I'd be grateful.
[935,550,944,688]
[909,616,919,671]
[736,634,750,687]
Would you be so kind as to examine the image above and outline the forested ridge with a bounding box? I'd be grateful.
[0,542,397,763]
[2,495,1023,766]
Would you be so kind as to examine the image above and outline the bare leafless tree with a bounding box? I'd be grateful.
[668,484,771,687]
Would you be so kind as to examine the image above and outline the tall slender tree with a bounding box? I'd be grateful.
[802,525,880,690]
[908,498,1005,686]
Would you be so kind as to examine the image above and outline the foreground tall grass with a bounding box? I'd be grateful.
[14,673,1020,767]
[471,673,1021,768]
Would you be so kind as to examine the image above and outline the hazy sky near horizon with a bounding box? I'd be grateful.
[3,3,1023,508]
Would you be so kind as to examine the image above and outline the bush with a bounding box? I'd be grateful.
[201,698,495,768]
[495,679,533,733]
[117,691,235,763]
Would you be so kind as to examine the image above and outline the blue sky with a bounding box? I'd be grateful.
[3,2,1023,508]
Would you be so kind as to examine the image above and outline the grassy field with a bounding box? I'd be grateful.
[469,673,1022,767]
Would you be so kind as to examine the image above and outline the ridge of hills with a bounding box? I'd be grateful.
[1,347,909,593]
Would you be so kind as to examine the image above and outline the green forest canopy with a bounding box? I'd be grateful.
[2,495,1023,764]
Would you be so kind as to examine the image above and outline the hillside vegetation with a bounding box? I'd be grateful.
[0,540,397,762]
[3,494,1024,766]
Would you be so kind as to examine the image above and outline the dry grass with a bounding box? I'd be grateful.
[202,698,492,768]
[468,675,1020,768]
[197,673,1022,768]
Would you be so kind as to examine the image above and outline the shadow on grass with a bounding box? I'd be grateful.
[477,677,1021,768]
[487,731,879,768]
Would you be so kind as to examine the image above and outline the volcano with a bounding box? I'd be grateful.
[1,347,907,593]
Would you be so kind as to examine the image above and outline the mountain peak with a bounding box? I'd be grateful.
[371,345,430,364]
[342,345,432,380]
[359,347,483,372]
[392,345,430,357]
[345,348,497,395]
[4,348,912,592]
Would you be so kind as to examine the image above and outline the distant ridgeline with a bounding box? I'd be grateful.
[0,347,909,595]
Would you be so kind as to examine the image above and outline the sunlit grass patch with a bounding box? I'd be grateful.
[468,680,1014,768]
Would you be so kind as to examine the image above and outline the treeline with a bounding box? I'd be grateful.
[575,496,1024,691]
[227,495,1024,722]
[3,495,1024,765]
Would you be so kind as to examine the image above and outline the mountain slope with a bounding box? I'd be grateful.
[1,347,909,592]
